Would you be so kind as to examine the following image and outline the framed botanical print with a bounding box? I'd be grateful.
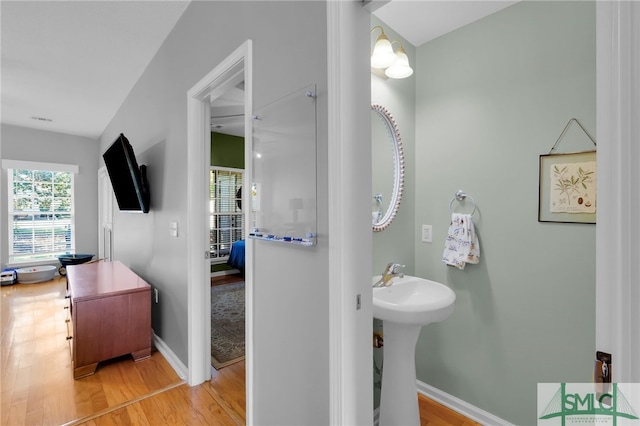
[538,150,596,224]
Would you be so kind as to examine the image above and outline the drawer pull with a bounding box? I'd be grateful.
[64,306,69,309]
[65,319,70,323]
[66,336,73,341]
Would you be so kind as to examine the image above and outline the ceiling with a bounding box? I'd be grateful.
[210,83,245,138]
[1,1,190,139]
[1,1,516,140]
[373,1,518,47]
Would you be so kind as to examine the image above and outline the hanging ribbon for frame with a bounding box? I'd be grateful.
[548,118,597,154]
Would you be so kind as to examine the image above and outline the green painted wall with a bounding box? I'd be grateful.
[414,2,595,424]
[371,16,416,280]
[210,133,243,274]
[373,2,596,424]
[211,132,244,168]
[370,15,416,409]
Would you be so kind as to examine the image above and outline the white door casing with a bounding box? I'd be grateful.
[595,0,640,383]
[186,40,254,419]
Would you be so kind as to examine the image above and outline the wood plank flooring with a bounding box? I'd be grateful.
[72,361,246,426]
[0,277,245,426]
[2,276,478,425]
[211,273,244,287]
[419,396,481,426]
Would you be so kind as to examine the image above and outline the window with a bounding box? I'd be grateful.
[209,167,243,262]
[4,160,77,264]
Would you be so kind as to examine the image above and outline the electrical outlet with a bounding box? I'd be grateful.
[421,224,433,243]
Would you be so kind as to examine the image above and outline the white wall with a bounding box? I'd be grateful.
[1,124,99,268]
[99,2,333,423]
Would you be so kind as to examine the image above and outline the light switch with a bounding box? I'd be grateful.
[170,221,178,237]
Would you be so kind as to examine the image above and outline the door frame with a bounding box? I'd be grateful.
[595,1,640,382]
[186,41,253,414]
[327,1,373,423]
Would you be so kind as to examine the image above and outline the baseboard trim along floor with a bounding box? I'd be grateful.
[417,380,515,426]
[153,333,188,380]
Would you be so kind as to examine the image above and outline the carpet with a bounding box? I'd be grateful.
[211,281,245,369]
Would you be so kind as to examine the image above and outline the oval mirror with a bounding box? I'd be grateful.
[371,104,405,232]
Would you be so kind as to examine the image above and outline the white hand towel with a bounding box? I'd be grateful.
[442,213,480,269]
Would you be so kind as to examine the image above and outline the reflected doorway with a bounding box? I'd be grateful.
[209,79,246,371]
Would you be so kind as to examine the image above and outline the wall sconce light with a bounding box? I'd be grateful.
[371,26,397,69]
[385,42,413,79]
[370,26,414,79]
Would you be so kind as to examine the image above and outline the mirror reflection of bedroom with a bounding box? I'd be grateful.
[209,80,246,372]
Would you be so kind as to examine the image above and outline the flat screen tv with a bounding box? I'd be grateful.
[103,133,150,213]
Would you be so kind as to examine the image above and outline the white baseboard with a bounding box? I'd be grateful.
[153,332,188,381]
[417,380,514,426]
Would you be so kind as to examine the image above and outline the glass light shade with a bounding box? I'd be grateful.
[371,34,397,69]
[385,49,413,79]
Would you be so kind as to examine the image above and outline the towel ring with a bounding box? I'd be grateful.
[449,190,476,216]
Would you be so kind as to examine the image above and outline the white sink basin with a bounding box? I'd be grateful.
[372,274,456,426]
[372,275,456,325]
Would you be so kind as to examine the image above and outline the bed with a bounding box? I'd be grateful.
[227,240,245,271]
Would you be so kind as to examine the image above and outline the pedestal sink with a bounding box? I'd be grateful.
[373,275,456,426]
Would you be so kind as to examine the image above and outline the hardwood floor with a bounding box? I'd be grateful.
[418,396,481,426]
[211,273,244,287]
[2,276,477,425]
[73,361,246,426]
[0,277,245,426]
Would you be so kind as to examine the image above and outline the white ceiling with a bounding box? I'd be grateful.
[1,0,190,139]
[373,1,519,47]
[210,84,245,137]
[1,0,516,140]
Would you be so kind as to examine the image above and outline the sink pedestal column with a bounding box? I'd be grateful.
[379,321,422,426]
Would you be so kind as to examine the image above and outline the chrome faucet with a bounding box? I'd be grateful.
[373,262,405,287]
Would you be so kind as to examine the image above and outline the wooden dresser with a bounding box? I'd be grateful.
[66,261,151,379]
